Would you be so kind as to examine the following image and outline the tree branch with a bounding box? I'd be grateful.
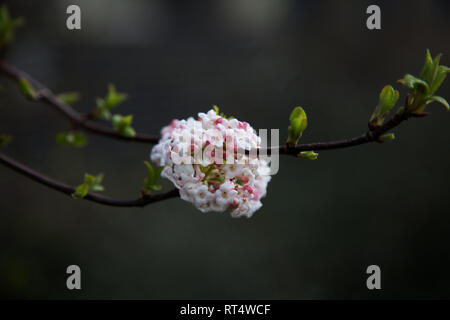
[0,60,424,157]
[0,61,160,144]
[275,110,415,156]
[0,152,179,207]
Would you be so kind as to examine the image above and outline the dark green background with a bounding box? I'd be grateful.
[1,0,449,299]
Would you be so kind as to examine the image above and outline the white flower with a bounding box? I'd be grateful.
[150,108,271,218]
[194,185,213,205]
[204,128,224,147]
[209,196,227,212]
[216,182,238,206]
[224,164,244,179]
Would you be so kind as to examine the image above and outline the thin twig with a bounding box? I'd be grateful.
[0,61,160,144]
[262,111,415,156]
[0,152,179,207]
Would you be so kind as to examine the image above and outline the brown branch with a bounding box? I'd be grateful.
[0,61,160,144]
[0,60,425,159]
[0,152,179,207]
[264,110,416,156]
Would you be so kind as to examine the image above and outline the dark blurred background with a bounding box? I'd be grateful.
[0,0,449,299]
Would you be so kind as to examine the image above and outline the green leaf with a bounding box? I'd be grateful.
[143,162,155,195]
[121,126,136,137]
[83,174,96,186]
[419,50,448,95]
[398,74,430,95]
[378,85,400,115]
[72,173,104,199]
[430,65,449,95]
[213,105,219,114]
[104,84,127,110]
[429,53,442,88]
[420,49,435,84]
[72,184,89,199]
[111,114,123,128]
[112,114,136,137]
[378,133,395,143]
[369,85,399,127]
[0,134,12,147]
[72,132,87,147]
[55,131,87,147]
[287,106,308,146]
[144,161,154,177]
[121,115,133,127]
[142,161,163,195]
[17,78,37,100]
[57,92,80,105]
[144,161,154,182]
[90,185,105,192]
[93,173,104,186]
[95,84,127,120]
[95,98,112,120]
[427,96,449,111]
[84,173,103,187]
[95,99,109,120]
[112,114,133,129]
[398,51,449,114]
[297,150,318,160]
[0,5,24,47]
[151,165,163,187]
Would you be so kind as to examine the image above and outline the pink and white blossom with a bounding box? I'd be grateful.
[150,108,271,218]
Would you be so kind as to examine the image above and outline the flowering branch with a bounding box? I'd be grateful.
[0,152,179,207]
[0,6,448,216]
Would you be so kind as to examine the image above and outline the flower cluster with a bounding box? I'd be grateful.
[151,109,271,217]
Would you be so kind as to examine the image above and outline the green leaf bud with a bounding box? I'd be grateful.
[297,150,318,160]
[18,78,37,100]
[378,133,395,143]
[57,92,80,105]
[287,106,308,146]
[0,5,24,48]
[55,131,87,148]
[369,85,399,127]
[72,184,89,199]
